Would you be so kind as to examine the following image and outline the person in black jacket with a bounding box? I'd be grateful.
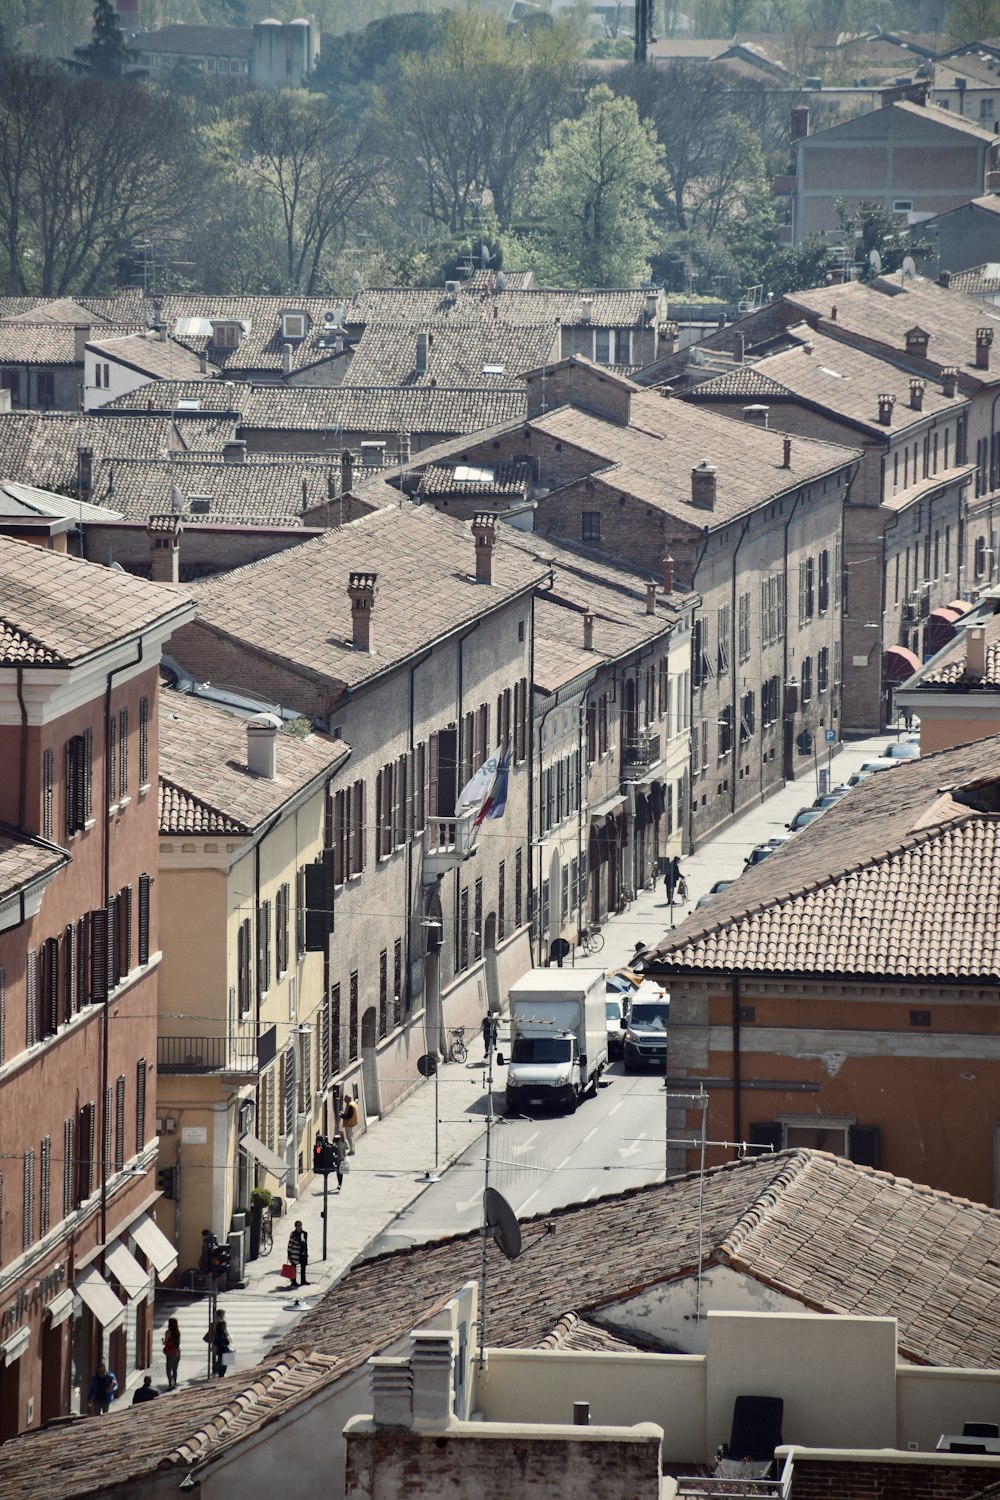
[287,1220,309,1285]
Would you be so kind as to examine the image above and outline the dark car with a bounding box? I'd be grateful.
[695,879,734,911]
[882,740,919,760]
[787,807,825,832]
[812,787,849,810]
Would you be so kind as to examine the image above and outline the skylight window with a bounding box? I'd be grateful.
[454,465,495,484]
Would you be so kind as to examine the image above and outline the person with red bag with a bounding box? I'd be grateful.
[286,1219,309,1286]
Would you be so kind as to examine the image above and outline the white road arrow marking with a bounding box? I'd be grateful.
[510,1130,539,1157]
[617,1132,647,1159]
[454,1192,483,1214]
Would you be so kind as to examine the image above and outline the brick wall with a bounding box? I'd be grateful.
[85,522,321,580]
[789,1455,1000,1498]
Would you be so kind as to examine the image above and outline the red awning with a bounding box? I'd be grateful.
[884,644,921,682]
[946,599,972,615]
[927,606,962,653]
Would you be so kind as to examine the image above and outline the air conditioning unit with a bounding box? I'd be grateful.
[445,279,461,296]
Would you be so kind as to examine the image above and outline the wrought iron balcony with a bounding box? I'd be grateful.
[157,1034,260,1075]
[422,810,480,882]
[623,729,662,773]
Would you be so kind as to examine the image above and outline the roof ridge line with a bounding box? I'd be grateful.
[159,777,249,836]
[715,1148,814,1264]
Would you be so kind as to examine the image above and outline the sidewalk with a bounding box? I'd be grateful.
[141,728,892,1394]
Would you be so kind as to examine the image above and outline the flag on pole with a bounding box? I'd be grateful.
[475,750,511,825]
[456,746,502,819]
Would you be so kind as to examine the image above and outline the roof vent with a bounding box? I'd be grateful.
[662,555,674,595]
[348,571,377,652]
[246,712,281,780]
[877,393,896,426]
[471,512,498,584]
[904,325,930,357]
[580,297,593,324]
[909,378,926,411]
[782,436,792,468]
[645,581,657,615]
[583,610,595,650]
[942,366,959,398]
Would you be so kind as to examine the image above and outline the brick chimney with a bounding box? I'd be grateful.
[662,554,674,594]
[583,610,595,649]
[78,446,93,503]
[905,326,929,358]
[341,448,354,494]
[645,580,657,615]
[691,460,717,509]
[909,378,926,411]
[369,1359,413,1428]
[790,104,810,141]
[471,512,498,584]
[939,269,952,288]
[416,332,429,374]
[877,393,896,426]
[942,366,959,398]
[74,324,90,365]
[147,514,183,584]
[967,626,987,679]
[223,439,246,464]
[246,712,280,779]
[282,342,293,377]
[782,436,792,468]
[198,351,208,374]
[976,327,994,369]
[658,321,679,355]
[348,571,377,652]
[645,290,658,320]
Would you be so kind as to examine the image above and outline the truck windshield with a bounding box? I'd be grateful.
[630,1003,668,1029]
[511,1037,573,1064]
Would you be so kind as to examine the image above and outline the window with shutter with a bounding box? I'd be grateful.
[99,900,114,997]
[43,748,53,840]
[349,972,359,1062]
[265,1068,276,1151]
[394,753,407,847]
[414,743,426,832]
[84,726,93,819]
[498,862,506,941]
[474,879,483,962]
[237,917,252,1014]
[379,949,388,1038]
[139,696,149,786]
[295,869,306,955]
[331,982,342,1075]
[107,714,117,809]
[119,707,128,798]
[459,887,469,971]
[42,934,59,1036]
[320,997,330,1082]
[63,1117,75,1214]
[352,781,365,873]
[23,1149,35,1250]
[299,1033,311,1112]
[138,872,151,966]
[257,900,271,997]
[115,1075,126,1171]
[117,885,132,979]
[64,923,75,1022]
[281,1044,294,1136]
[136,1059,146,1156]
[848,1124,880,1168]
[103,1086,113,1183]
[26,949,37,1047]
[393,939,403,1023]
[40,1136,51,1236]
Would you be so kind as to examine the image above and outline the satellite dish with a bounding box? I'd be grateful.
[901,255,917,279]
[480,243,491,269]
[170,484,185,512]
[495,270,507,293]
[484,1187,521,1260]
[869,249,882,274]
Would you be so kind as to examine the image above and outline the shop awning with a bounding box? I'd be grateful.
[104,1241,151,1302]
[45,1290,74,1328]
[927,606,963,651]
[239,1131,290,1180]
[589,792,625,825]
[74,1265,126,1332]
[130,1212,178,1281]
[0,1328,30,1364]
[884,644,922,682]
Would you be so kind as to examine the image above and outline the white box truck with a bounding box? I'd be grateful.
[501,968,608,1114]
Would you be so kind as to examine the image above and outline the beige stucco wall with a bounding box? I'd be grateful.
[917,710,1000,754]
[897,1365,1000,1449]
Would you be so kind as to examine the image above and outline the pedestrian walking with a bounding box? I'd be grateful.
[339,1094,359,1154]
[287,1219,309,1285]
[162,1316,181,1389]
[481,1012,498,1055]
[205,1310,232,1377]
[132,1376,159,1404]
[88,1363,118,1415]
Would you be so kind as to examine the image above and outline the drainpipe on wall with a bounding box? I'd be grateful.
[731,972,742,1150]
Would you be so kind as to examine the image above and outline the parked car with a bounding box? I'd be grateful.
[882,740,919,760]
[744,834,791,868]
[695,879,734,911]
[787,807,825,832]
[622,981,670,1072]
[606,996,628,1059]
[812,787,849,810]
[605,971,638,999]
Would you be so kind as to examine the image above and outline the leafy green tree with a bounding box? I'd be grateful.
[86,0,126,77]
[947,0,1000,44]
[529,84,665,287]
[761,234,831,299]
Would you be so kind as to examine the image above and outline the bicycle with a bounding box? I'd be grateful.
[579,925,605,955]
[448,1027,468,1064]
[616,888,635,915]
[259,1206,273,1256]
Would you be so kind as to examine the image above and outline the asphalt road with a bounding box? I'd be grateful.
[367,1054,670,1254]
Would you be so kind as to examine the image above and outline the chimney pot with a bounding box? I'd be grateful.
[967,626,987,679]
[909,378,926,410]
[146,514,182,584]
[347,571,378,652]
[938,269,952,288]
[691,460,717,508]
[246,712,280,779]
[645,580,657,615]
[410,1330,456,1426]
[198,351,207,374]
[471,512,498,585]
[78,446,94,502]
[645,290,658,320]
[416,331,428,374]
[877,393,896,426]
[942,366,959,398]
[369,1359,413,1429]
[663,554,674,594]
[782,436,792,468]
[580,297,593,324]
[583,610,595,650]
[976,327,994,369]
[659,320,679,355]
[282,342,292,376]
[905,326,929,357]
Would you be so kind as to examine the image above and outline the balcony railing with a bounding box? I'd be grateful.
[675,1478,784,1499]
[422,810,480,882]
[623,729,662,773]
[157,1034,260,1075]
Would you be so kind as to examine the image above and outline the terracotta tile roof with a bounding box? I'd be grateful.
[892,96,1000,141]
[279,1150,1000,1371]
[0,412,238,492]
[916,612,1000,687]
[237,384,528,435]
[0,827,69,900]
[688,324,968,435]
[418,460,530,497]
[87,331,217,382]
[529,392,859,527]
[88,456,368,528]
[0,536,190,665]
[158,690,348,835]
[650,734,1000,980]
[158,295,351,378]
[0,479,120,523]
[342,321,558,388]
[347,285,662,331]
[186,505,548,697]
[0,1348,340,1500]
[103,380,249,413]
[0,324,82,365]
[785,276,1000,382]
[539,1313,643,1353]
[951,263,1000,296]
[0,296,115,325]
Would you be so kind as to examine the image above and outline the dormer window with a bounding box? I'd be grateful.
[189,496,211,514]
[282,311,308,340]
[210,321,242,349]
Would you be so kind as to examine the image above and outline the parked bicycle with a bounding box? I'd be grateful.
[448,1027,468,1064]
[259,1204,273,1256]
[579,924,605,955]
[616,888,635,914]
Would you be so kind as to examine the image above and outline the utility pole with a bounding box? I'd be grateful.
[634,0,654,63]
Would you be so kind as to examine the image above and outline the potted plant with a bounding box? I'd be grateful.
[248,1186,272,1261]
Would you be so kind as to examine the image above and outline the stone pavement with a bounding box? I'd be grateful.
[140,728,893,1395]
